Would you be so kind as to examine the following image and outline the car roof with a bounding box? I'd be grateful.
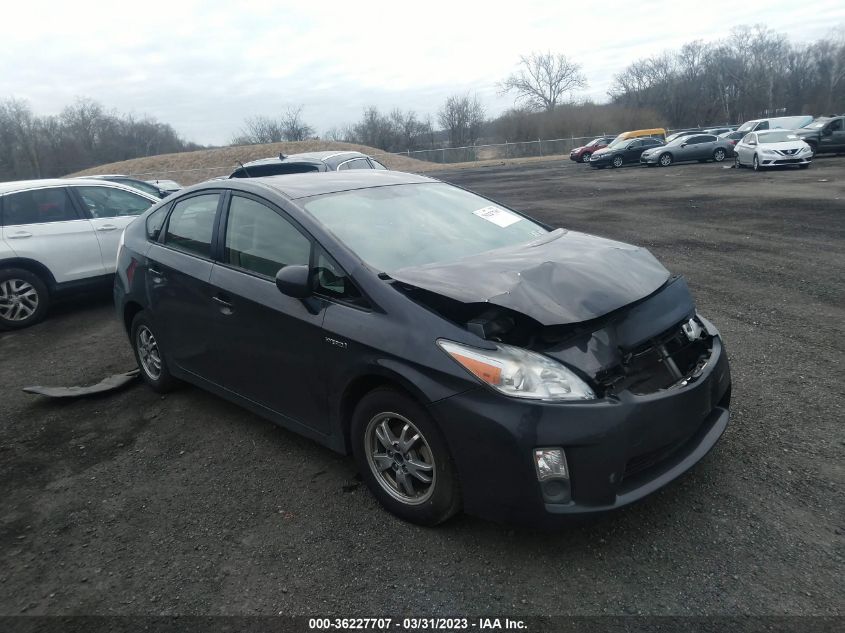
[0,178,159,198]
[211,170,436,200]
[243,151,364,168]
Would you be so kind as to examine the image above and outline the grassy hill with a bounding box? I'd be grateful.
[67,141,436,185]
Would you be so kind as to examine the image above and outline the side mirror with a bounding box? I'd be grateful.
[275,265,311,298]
[822,128,832,136]
[681,143,687,147]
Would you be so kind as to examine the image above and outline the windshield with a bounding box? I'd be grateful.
[586,138,604,147]
[758,131,800,143]
[608,135,627,147]
[804,119,830,129]
[737,121,757,132]
[302,183,549,273]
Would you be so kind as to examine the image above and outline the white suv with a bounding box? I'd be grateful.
[0,179,158,329]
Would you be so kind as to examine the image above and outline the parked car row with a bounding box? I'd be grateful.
[573,114,845,172]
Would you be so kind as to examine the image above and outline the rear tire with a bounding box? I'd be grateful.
[131,311,177,393]
[0,268,50,330]
[351,388,461,526]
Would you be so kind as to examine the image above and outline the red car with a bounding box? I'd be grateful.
[569,136,616,163]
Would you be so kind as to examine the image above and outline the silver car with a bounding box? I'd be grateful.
[640,134,731,167]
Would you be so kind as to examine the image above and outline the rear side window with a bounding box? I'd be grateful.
[224,195,310,277]
[338,158,372,170]
[164,194,220,258]
[1,188,78,226]
[643,138,661,146]
[75,186,153,218]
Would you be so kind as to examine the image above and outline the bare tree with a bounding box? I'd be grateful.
[499,52,588,112]
[438,94,486,147]
[280,105,315,141]
[231,106,315,145]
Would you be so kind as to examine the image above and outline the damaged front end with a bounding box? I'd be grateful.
[394,274,715,399]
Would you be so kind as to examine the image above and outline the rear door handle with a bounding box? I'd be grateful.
[7,231,32,239]
[213,294,234,314]
[148,265,164,278]
[96,224,118,232]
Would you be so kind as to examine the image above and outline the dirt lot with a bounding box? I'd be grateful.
[1,157,843,618]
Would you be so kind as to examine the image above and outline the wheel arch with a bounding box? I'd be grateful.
[123,300,144,335]
[0,258,57,289]
[337,370,433,455]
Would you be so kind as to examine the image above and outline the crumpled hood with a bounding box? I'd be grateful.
[390,229,671,326]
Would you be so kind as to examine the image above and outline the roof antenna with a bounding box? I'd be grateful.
[236,160,251,178]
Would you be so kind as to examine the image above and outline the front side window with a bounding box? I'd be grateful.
[164,194,220,258]
[2,188,78,226]
[828,119,842,132]
[224,195,310,277]
[302,183,549,274]
[75,186,154,218]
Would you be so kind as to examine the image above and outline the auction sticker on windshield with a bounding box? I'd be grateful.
[473,205,522,227]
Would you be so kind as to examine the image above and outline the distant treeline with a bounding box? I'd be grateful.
[609,25,845,127]
[0,98,202,182]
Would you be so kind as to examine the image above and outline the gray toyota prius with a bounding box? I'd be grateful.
[114,170,731,526]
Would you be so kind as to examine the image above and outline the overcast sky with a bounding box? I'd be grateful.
[3,0,844,145]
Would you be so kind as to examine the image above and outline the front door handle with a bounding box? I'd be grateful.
[7,231,32,239]
[148,265,165,279]
[96,224,118,232]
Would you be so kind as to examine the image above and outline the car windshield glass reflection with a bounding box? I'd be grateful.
[758,132,799,143]
[302,183,549,273]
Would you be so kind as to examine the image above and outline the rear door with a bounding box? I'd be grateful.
[70,185,156,272]
[146,191,223,378]
[0,186,104,283]
[207,192,330,432]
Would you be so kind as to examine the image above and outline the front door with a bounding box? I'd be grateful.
[208,193,329,432]
[0,186,104,283]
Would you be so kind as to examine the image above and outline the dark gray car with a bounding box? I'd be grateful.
[640,134,731,167]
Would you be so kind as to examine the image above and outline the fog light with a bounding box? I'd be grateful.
[534,448,568,481]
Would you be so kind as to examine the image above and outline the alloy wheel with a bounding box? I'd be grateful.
[581,152,591,163]
[0,279,39,322]
[753,154,760,171]
[659,153,672,167]
[136,325,163,381]
[365,412,436,505]
[714,149,726,162]
[612,156,623,168]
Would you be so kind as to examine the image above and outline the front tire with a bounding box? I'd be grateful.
[612,155,624,168]
[753,154,761,171]
[351,388,460,526]
[735,154,742,168]
[658,153,673,167]
[799,163,810,170]
[0,268,50,330]
[131,311,176,393]
[581,152,591,163]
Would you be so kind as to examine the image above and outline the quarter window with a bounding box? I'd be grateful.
[338,158,373,171]
[370,159,387,170]
[224,195,310,277]
[164,194,220,258]
[1,188,78,226]
[314,248,365,305]
[75,186,154,218]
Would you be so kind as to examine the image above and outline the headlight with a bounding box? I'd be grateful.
[437,339,596,401]
[762,149,778,155]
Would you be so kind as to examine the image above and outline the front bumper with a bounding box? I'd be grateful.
[589,155,612,168]
[640,153,660,164]
[758,154,811,166]
[429,333,731,526]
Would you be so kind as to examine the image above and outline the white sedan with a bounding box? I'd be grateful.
[734,130,812,171]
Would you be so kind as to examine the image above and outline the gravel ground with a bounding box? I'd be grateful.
[1,157,842,618]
